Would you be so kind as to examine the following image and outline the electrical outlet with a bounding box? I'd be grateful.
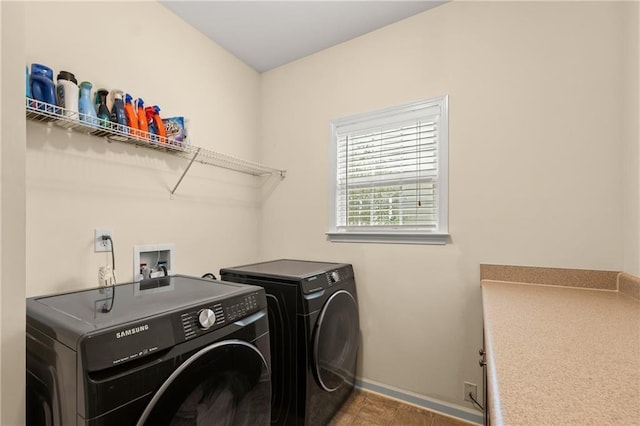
[94,229,113,252]
[464,382,478,403]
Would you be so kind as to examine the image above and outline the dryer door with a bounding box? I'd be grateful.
[137,339,270,426]
[313,290,360,392]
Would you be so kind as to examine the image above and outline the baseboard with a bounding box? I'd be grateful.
[355,377,484,425]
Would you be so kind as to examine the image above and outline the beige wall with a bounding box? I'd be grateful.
[623,2,640,275]
[1,2,26,424]
[259,1,629,410]
[24,2,263,297]
[3,0,638,423]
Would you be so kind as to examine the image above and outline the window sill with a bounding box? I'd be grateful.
[326,231,449,245]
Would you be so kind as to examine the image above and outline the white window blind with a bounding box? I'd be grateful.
[328,96,448,244]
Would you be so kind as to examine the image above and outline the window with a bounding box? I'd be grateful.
[327,96,449,244]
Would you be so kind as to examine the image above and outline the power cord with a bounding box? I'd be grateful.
[103,235,115,272]
[468,392,484,411]
[100,235,116,313]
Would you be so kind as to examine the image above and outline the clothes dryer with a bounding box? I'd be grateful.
[26,275,271,425]
[220,260,360,426]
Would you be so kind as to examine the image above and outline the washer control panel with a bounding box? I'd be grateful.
[179,291,261,340]
[224,292,259,322]
[197,308,216,329]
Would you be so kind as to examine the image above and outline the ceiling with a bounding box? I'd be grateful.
[161,1,446,73]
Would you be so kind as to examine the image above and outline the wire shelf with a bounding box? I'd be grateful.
[25,98,286,193]
[176,147,283,177]
[26,98,188,152]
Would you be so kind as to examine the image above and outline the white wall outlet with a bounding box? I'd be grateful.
[464,382,478,403]
[95,229,113,252]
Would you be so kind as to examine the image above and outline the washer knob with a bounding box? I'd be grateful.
[330,271,340,283]
[198,309,216,330]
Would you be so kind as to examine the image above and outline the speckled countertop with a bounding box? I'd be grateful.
[482,280,640,426]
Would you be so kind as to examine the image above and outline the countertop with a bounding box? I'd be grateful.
[482,280,640,425]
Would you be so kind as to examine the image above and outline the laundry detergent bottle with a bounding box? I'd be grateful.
[78,81,98,125]
[30,63,57,112]
[95,89,111,128]
[26,66,31,99]
[110,90,127,130]
[56,71,79,118]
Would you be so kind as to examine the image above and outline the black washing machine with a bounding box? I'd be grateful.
[26,275,271,425]
[220,260,360,426]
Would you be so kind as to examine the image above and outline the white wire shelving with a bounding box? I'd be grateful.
[25,98,286,194]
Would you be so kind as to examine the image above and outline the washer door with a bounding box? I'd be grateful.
[313,290,360,392]
[137,340,270,426]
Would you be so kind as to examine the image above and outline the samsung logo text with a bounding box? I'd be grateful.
[116,325,149,339]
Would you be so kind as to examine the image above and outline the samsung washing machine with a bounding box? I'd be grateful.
[26,275,271,425]
[220,260,360,426]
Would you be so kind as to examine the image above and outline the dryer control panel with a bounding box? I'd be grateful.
[179,291,262,341]
[301,265,354,294]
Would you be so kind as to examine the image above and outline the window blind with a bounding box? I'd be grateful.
[332,96,447,235]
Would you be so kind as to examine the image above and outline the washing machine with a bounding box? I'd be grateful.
[220,260,360,426]
[26,275,271,425]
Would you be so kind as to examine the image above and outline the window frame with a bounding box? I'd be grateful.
[327,96,449,245]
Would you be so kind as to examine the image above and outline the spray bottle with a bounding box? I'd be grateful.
[145,106,157,139]
[151,106,167,141]
[145,106,167,142]
[136,98,149,139]
[124,94,139,137]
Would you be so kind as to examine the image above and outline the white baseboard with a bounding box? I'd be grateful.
[355,377,484,425]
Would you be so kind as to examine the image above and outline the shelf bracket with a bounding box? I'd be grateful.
[171,148,201,196]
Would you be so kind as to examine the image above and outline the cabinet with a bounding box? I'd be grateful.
[25,98,286,194]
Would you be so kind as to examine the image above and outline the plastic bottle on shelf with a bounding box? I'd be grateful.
[30,63,57,112]
[136,98,149,139]
[144,106,168,142]
[78,81,98,125]
[145,106,158,141]
[25,66,31,99]
[109,90,127,131]
[95,89,111,128]
[151,106,167,141]
[124,94,139,137]
[56,71,79,118]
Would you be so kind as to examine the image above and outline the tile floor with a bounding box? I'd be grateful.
[329,389,479,426]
